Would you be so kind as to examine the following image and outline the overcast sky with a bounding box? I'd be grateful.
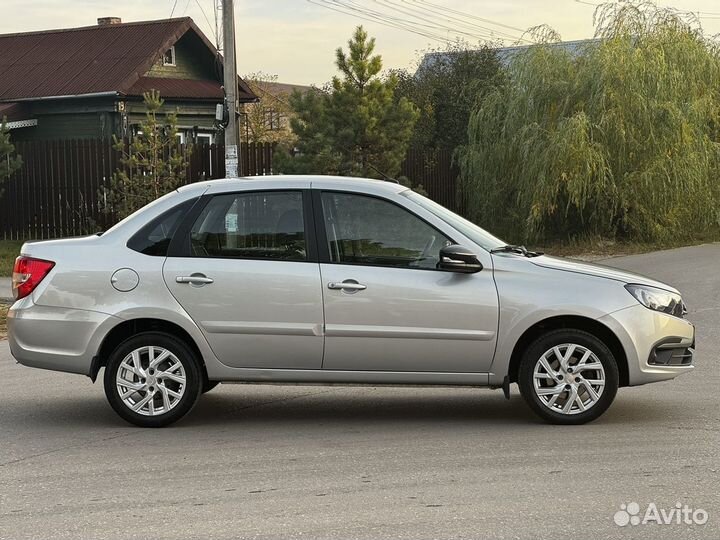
[2,0,719,85]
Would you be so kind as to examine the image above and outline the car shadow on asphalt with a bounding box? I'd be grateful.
[2,387,681,431]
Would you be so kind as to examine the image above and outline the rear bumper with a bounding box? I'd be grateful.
[8,297,119,376]
[599,304,695,386]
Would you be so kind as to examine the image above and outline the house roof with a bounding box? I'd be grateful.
[0,17,257,102]
[417,38,601,74]
[258,82,314,96]
[0,102,30,122]
[0,102,37,130]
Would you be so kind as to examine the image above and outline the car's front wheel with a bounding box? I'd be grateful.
[518,329,619,425]
[103,332,202,427]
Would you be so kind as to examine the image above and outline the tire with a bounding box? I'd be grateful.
[517,329,619,425]
[103,332,202,427]
[202,380,220,394]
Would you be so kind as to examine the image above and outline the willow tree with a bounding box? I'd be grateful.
[459,1,720,242]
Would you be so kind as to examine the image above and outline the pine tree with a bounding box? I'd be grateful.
[102,90,191,220]
[277,26,419,179]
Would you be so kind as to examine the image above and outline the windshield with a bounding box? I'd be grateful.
[403,190,506,251]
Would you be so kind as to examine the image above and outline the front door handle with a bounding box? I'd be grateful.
[176,275,214,285]
[328,280,367,292]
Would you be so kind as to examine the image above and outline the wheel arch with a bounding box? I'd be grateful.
[507,315,629,387]
[90,318,210,385]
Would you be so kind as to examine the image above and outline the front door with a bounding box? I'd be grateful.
[164,189,324,369]
[317,191,499,373]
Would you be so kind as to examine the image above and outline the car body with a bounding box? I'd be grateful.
[8,176,695,426]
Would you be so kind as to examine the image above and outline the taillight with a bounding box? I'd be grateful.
[12,256,55,300]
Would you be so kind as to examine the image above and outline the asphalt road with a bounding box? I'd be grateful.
[1,244,718,540]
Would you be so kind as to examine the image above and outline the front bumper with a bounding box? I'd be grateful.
[599,304,695,386]
[8,297,119,376]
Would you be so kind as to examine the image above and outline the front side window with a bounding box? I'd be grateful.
[403,190,506,251]
[321,192,451,270]
[190,191,306,261]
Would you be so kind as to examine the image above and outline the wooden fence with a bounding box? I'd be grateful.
[0,141,460,239]
[400,147,461,213]
[0,141,276,239]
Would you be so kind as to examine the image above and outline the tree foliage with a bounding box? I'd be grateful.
[276,26,419,179]
[0,118,22,196]
[459,1,720,243]
[393,41,502,151]
[103,90,191,220]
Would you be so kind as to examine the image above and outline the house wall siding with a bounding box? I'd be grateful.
[125,99,220,131]
[11,112,118,141]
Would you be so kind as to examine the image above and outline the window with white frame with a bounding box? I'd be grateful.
[196,133,213,145]
[163,46,176,66]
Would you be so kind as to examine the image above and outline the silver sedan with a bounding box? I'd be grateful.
[8,176,695,427]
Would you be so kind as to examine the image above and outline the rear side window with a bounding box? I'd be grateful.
[189,191,306,261]
[127,199,196,256]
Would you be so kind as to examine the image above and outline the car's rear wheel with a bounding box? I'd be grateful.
[518,329,619,425]
[103,332,202,427]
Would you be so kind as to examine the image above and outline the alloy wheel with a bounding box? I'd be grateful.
[532,343,606,415]
[115,346,187,416]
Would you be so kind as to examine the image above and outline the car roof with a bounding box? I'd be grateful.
[179,175,408,196]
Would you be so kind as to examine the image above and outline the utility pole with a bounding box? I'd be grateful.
[222,0,240,177]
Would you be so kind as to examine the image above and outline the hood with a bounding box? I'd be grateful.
[530,255,679,293]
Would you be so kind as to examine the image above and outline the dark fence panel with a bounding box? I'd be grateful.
[0,140,277,239]
[1,141,460,239]
[400,147,461,214]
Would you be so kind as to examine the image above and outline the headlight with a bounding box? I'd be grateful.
[625,284,685,318]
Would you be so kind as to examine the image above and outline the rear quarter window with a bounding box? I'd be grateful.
[127,198,197,256]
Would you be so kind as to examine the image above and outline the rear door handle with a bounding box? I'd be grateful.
[328,280,367,291]
[176,275,214,285]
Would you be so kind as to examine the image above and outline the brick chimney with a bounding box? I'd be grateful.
[97,17,122,25]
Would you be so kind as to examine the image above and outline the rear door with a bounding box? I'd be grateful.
[316,190,499,373]
[163,188,324,369]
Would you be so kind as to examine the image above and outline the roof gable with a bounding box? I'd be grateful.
[0,18,256,102]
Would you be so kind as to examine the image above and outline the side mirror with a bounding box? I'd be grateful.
[438,244,483,274]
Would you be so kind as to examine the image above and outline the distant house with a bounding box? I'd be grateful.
[0,17,257,143]
[416,38,600,74]
[241,80,313,144]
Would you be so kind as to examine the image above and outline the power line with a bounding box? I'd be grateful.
[408,0,535,38]
[169,0,179,19]
[194,0,218,43]
[307,0,457,43]
[310,0,534,45]
[574,0,720,19]
[335,0,523,42]
[374,0,534,43]
[344,0,490,39]
[320,0,462,42]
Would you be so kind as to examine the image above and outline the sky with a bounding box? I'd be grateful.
[1,0,720,85]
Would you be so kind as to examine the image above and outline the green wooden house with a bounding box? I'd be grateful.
[0,16,257,143]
